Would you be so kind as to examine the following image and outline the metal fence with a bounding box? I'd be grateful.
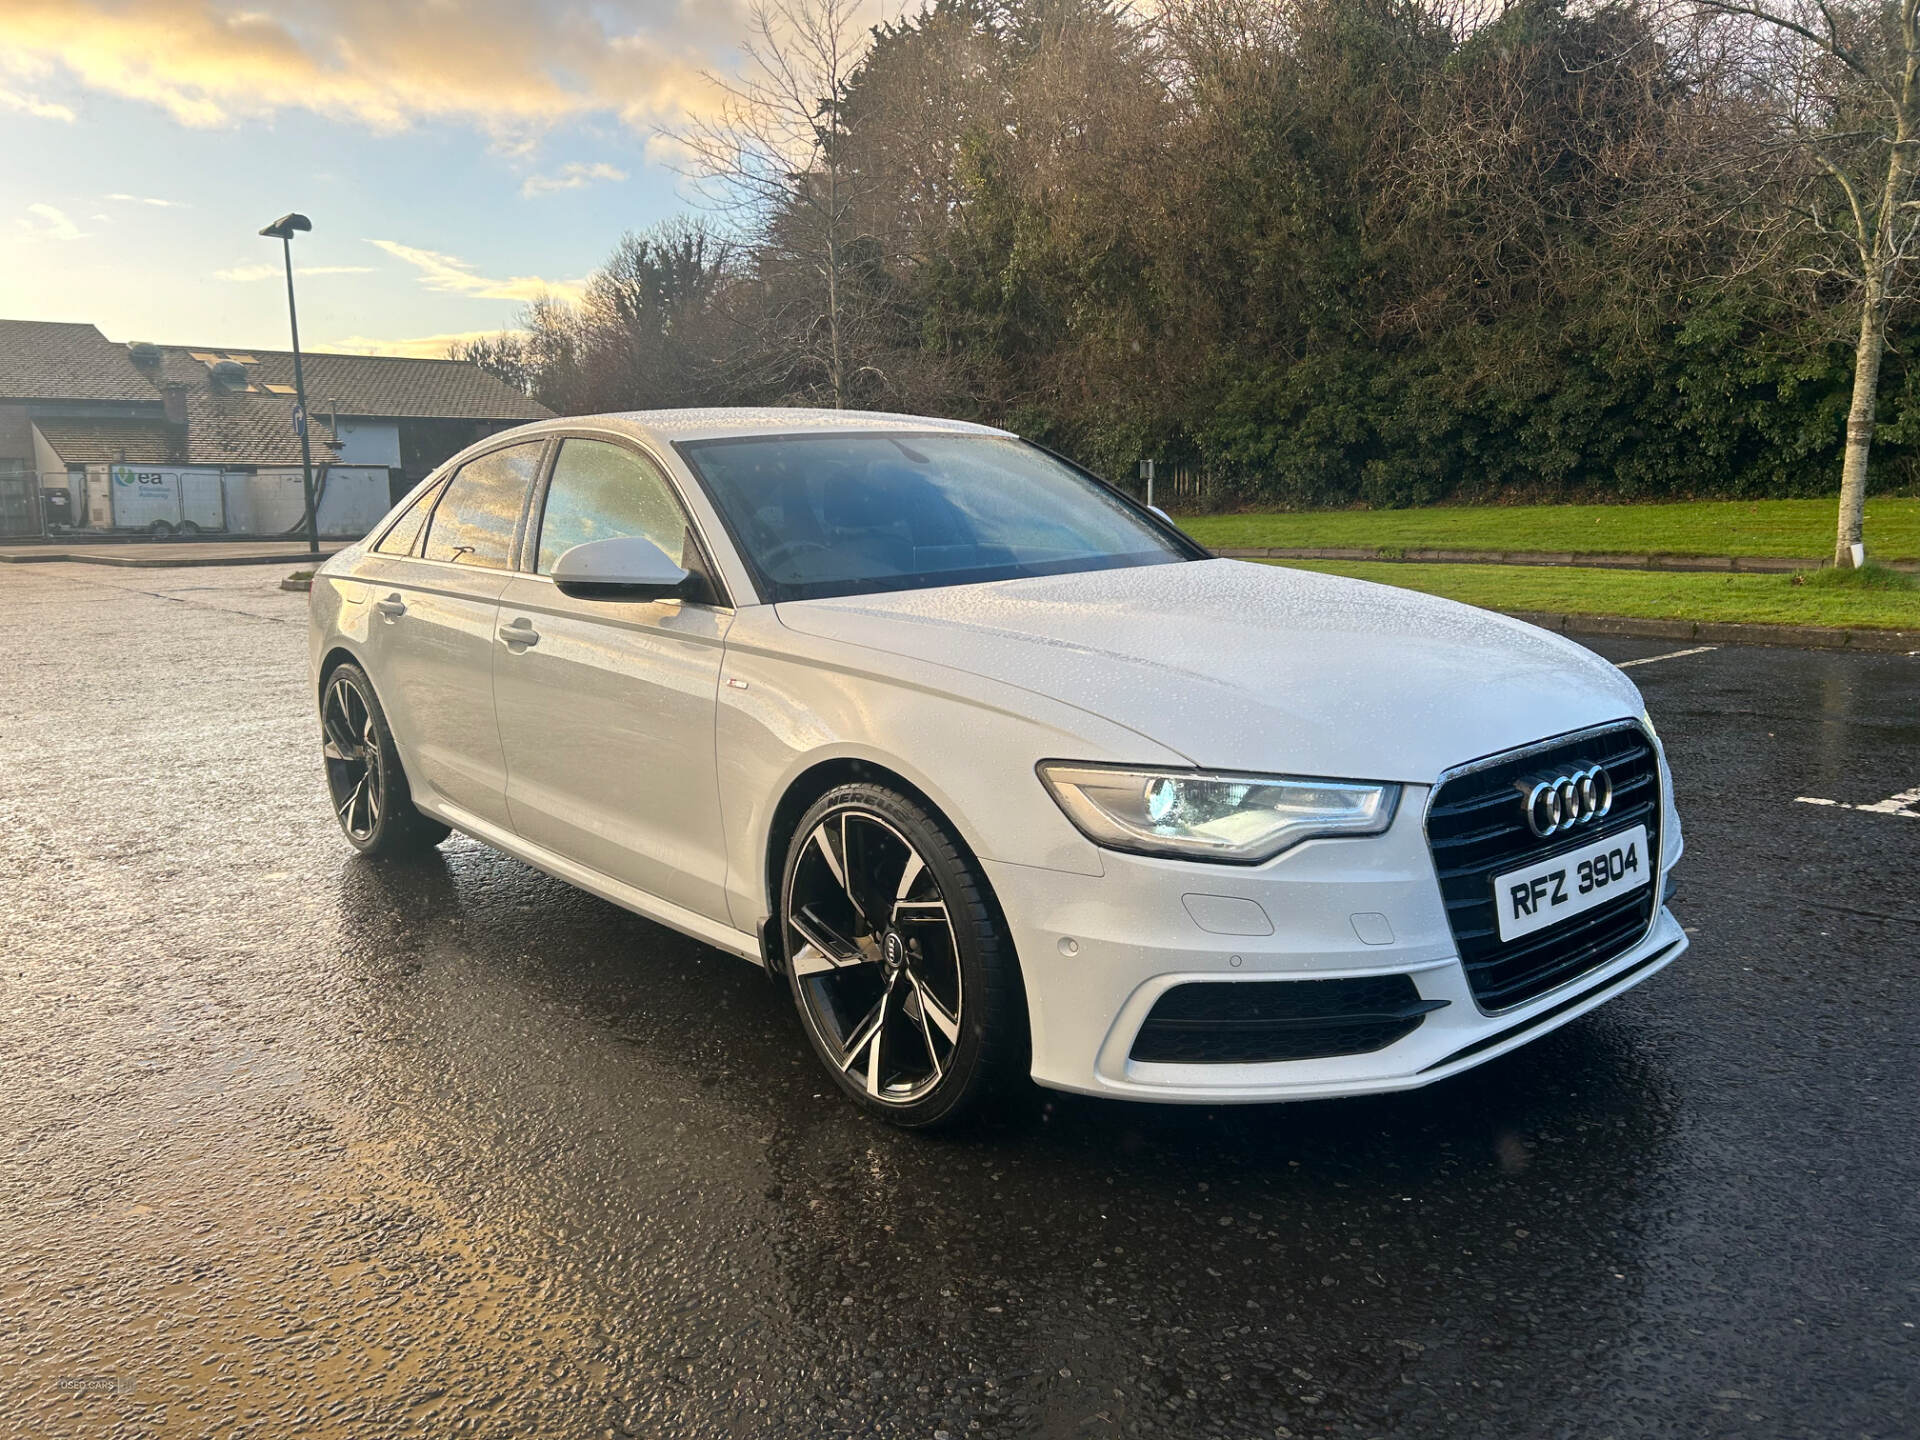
[0,465,42,538]
[1115,463,1218,513]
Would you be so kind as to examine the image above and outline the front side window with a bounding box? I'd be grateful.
[421,441,543,569]
[536,438,692,575]
[679,433,1196,602]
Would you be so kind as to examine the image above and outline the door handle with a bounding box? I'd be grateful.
[499,619,540,648]
[375,595,406,619]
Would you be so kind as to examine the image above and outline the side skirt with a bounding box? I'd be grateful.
[423,798,766,967]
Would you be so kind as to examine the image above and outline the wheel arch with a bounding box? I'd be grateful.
[759,757,1016,980]
[316,644,362,704]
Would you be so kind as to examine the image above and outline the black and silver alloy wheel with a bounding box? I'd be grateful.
[323,672,384,843]
[318,660,450,857]
[781,783,1024,1126]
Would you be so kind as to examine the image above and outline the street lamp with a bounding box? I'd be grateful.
[259,211,319,556]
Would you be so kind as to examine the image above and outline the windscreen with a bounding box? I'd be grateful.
[679,432,1195,602]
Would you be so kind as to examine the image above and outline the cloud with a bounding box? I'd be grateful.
[18,202,86,239]
[0,1,743,137]
[367,239,582,304]
[214,262,375,282]
[521,161,628,198]
[105,193,188,208]
[325,330,519,360]
[0,86,75,121]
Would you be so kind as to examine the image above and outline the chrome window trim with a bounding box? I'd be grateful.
[359,552,532,583]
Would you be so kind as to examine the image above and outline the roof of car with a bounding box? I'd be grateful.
[524,407,1014,446]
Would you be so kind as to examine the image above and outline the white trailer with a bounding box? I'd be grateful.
[81,462,393,538]
[89,465,228,534]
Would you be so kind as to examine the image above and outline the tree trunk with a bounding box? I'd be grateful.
[1835,278,1884,569]
[826,254,844,409]
[825,169,845,409]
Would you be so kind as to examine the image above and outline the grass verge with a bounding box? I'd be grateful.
[1185,497,1920,561]
[1266,559,1920,631]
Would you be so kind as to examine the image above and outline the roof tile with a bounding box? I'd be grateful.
[0,320,156,403]
[152,344,550,422]
[32,418,178,464]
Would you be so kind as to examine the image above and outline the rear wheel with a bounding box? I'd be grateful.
[780,783,1025,1127]
[321,662,450,855]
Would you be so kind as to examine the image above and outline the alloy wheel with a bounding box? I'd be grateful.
[787,808,964,1105]
[322,673,384,843]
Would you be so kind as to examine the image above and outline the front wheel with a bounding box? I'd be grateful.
[780,783,1026,1128]
[321,662,450,856]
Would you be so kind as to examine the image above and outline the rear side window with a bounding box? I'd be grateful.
[535,439,691,574]
[373,480,444,557]
[422,442,543,569]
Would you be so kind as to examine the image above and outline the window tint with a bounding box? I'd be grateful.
[536,438,691,575]
[373,479,443,557]
[422,442,543,569]
[680,433,1195,602]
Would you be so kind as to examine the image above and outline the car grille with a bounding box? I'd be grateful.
[1425,722,1662,1012]
[1129,975,1445,1065]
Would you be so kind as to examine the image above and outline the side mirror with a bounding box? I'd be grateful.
[1148,504,1174,524]
[551,535,690,601]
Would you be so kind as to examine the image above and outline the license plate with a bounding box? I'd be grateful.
[1493,824,1650,943]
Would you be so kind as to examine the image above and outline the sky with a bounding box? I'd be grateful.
[0,0,817,357]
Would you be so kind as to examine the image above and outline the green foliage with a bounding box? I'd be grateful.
[502,0,1920,506]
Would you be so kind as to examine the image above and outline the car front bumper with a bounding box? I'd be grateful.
[982,787,1685,1103]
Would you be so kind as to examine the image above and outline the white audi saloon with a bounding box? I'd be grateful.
[308,409,1687,1126]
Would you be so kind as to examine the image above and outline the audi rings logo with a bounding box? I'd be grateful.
[1519,766,1614,838]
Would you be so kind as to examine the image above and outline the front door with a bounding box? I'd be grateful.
[359,440,544,830]
[492,436,733,921]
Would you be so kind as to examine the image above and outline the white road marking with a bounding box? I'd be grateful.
[1795,786,1920,818]
[1616,645,1719,670]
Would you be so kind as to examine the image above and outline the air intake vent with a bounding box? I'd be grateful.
[127,341,162,367]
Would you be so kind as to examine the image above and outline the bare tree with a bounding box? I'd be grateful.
[1687,0,1920,566]
[670,0,883,407]
[448,332,541,396]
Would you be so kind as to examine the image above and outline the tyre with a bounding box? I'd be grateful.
[780,782,1026,1127]
[320,662,451,856]
[148,520,175,538]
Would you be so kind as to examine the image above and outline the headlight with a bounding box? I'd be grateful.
[1036,762,1400,864]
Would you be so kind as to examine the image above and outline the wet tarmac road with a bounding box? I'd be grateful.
[2,562,1915,1440]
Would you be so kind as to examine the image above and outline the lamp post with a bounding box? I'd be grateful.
[259,211,318,556]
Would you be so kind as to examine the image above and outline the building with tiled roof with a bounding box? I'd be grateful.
[0,318,549,537]
[0,320,157,404]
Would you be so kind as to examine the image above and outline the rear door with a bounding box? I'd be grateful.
[492,435,734,920]
[357,440,545,830]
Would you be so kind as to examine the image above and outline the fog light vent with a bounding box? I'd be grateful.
[1129,975,1446,1065]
